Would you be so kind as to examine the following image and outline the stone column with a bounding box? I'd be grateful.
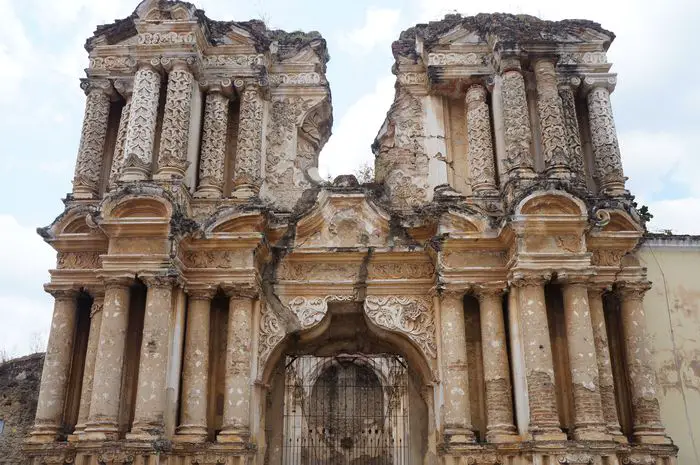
[218,293,254,444]
[27,289,78,443]
[195,82,231,199]
[155,61,195,180]
[72,79,113,199]
[121,63,162,182]
[583,75,626,196]
[465,84,498,195]
[498,54,536,182]
[511,274,565,440]
[127,275,175,440]
[83,277,132,441]
[476,286,517,442]
[588,286,625,440]
[439,290,476,444]
[73,291,105,436]
[108,80,133,190]
[232,81,264,199]
[618,283,670,444]
[557,76,586,185]
[561,279,608,440]
[175,288,214,442]
[534,58,570,179]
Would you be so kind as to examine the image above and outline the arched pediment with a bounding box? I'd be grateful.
[438,210,486,236]
[210,213,265,235]
[109,197,170,219]
[516,191,586,217]
[602,211,643,233]
[295,191,390,249]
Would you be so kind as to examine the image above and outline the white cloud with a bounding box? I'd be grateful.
[0,215,55,357]
[319,75,396,178]
[646,198,700,235]
[339,7,402,56]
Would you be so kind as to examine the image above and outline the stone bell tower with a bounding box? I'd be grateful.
[23,3,679,465]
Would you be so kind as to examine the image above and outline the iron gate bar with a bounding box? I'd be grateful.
[282,354,410,465]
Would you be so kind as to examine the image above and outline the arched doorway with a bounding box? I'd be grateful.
[262,302,430,465]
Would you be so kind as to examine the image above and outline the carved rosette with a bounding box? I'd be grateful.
[195,89,229,198]
[364,296,437,359]
[585,79,625,195]
[501,69,534,176]
[534,59,569,177]
[233,83,264,196]
[465,84,498,194]
[72,79,112,198]
[558,77,585,184]
[121,65,161,181]
[156,64,194,179]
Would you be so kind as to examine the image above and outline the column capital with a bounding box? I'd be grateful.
[494,48,524,74]
[438,287,468,300]
[557,271,595,286]
[474,283,507,299]
[557,75,582,90]
[43,286,80,300]
[200,77,234,96]
[581,73,617,94]
[588,281,613,296]
[140,273,180,289]
[465,83,488,103]
[233,77,262,92]
[509,271,551,288]
[85,286,105,300]
[223,284,259,300]
[616,281,651,301]
[136,58,166,75]
[186,286,217,300]
[80,78,117,99]
[101,275,135,289]
[114,79,134,99]
[160,55,198,73]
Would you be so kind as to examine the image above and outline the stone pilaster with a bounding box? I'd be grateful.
[557,76,586,185]
[127,275,176,441]
[439,290,476,444]
[108,79,133,190]
[27,289,78,443]
[72,79,113,199]
[465,84,498,195]
[217,292,254,444]
[476,285,518,442]
[534,59,570,179]
[511,274,565,440]
[583,75,626,196]
[155,61,195,180]
[82,277,132,441]
[174,288,215,442]
[498,55,535,183]
[72,291,105,437]
[121,64,162,182]
[195,81,231,199]
[588,286,625,441]
[232,81,264,198]
[617,282,670,444]
[561,279,608,440]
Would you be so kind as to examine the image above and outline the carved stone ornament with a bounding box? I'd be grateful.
[182,250,248,269]
[122,65,161,179]
[386,169,428,209]
[465,84,497,193]
[97,451,135,465]
[138,31,195,45]
[285,295,354,329]
[364,296,437,358]
[557,454,593,464]
[368,262,435,280]
[278,261,359,281]
[268,72,323,86]
[196,89,229,196]
[557,77,585,180]
[38,454,75,464]
[620,455,656,465]
[157,65,194,177]
[501,69,534,174]
[89,56,136,71]
[190,455,228,464]
[586,82,625,192]
[427,52,484,66]
[108,100,132,189]
[397,72,427,86]
[233,84,264,190]
[535,60,569,173]
[591,249,626,266]
[57,251,101,269]
[202,54,265,68]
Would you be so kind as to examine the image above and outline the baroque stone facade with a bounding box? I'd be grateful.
[24,3,679,465]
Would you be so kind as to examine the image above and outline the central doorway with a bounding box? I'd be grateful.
[282,354,410,465]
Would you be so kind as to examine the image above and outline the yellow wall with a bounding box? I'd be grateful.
[640,237,700,465]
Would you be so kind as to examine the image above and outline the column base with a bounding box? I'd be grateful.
[173,424,208,443]
[531,426,567,441]
[231,185,258,200]
[486,425,520,443]
[81,421,120,441]
[443,427,476,445]
[217,428,250,445]
[71,189,99,200]
[573,426,611,441]
[193,186,223,199]
[153,167,187,181]
[633,431,673,445]
[26,424,60,444]
[126,422,164,441]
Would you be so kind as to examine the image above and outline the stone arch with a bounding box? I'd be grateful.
[602,210,644,233]
[516,190,587,217]
[206,211,266,235]
[108,197,170,219]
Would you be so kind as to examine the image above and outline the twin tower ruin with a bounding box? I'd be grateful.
[24,1,679,464]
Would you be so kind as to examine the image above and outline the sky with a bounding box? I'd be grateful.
[0,0,698,357]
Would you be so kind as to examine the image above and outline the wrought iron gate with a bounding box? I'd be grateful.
[283,354,410,465]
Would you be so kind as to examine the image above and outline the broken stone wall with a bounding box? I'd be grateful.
[0,353,44,465]
[639,237,700,465]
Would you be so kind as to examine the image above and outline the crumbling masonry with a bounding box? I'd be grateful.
[24,1,679,464]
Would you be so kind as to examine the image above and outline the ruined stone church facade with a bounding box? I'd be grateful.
[23,1,680,464]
